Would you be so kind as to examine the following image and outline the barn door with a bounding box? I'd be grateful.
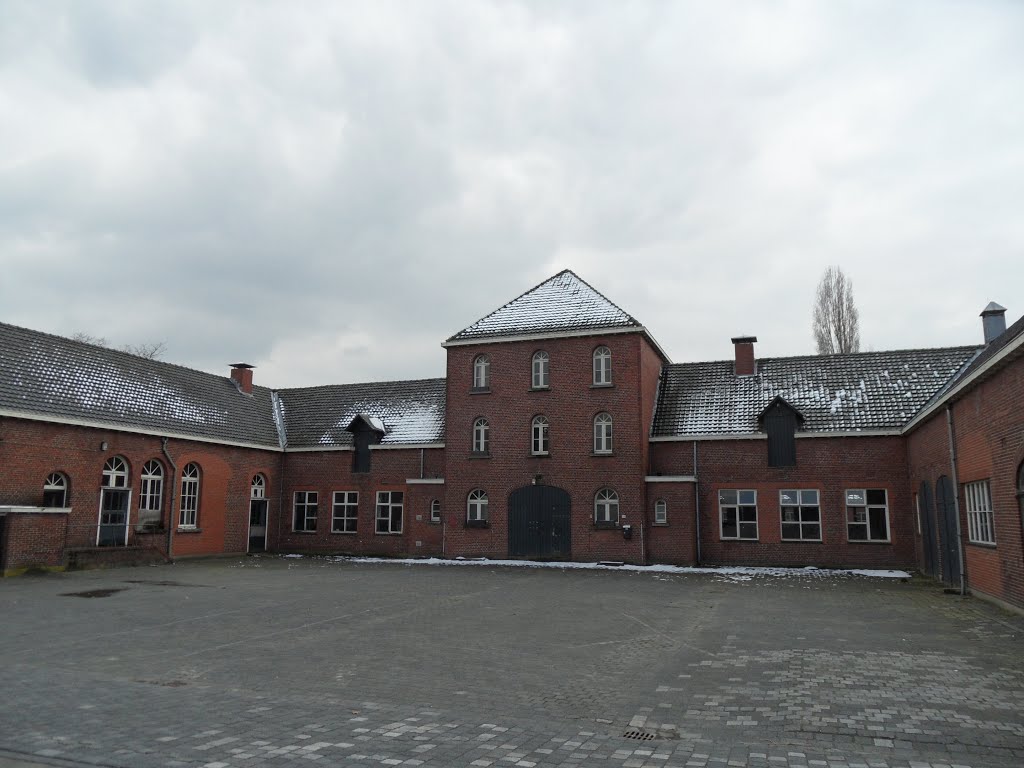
[919,481,939,578]
[508,485,570,559]
[935,476,961,586]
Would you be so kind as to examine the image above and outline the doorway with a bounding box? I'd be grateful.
[248,474,268,552]
[508,484,570,559]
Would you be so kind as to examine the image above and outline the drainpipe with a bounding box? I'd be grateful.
[945,405,967,596]
[161,438,178,562]
[693,441,701,565]
[420,448,424,479]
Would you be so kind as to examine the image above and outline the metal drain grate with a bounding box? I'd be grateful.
[622,730,658,741]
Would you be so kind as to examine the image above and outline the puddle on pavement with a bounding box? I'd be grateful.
[61,588,127,598]
[122,579,211,588]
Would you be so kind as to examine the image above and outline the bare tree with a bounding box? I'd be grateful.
[813,266,861,354]
[71,332,166,360]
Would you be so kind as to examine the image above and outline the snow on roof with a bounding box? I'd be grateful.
[277,378,445,447]
[447,270,642,342]
[652,346,981,436]
[0,321,281,447]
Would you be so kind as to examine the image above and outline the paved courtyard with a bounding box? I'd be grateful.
[0,557,1022,768]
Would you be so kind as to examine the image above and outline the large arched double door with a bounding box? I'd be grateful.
[508,485,570,559]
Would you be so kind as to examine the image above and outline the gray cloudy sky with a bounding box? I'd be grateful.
[2,1,1022,388]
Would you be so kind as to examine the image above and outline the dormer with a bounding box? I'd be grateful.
[346,414,386,472]
[758,396,805,467]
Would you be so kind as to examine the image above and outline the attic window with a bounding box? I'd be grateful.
[760,397,801,468]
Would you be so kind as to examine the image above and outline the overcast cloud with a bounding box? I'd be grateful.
[1,1,1022,387]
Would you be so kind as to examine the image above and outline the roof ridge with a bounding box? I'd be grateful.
[276,376,446,395]
[664,344,983,369]
[0,319,265,389]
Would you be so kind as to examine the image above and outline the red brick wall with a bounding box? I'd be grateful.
[905,409,953,578]
[651,435,915,569]
[442,332,660,563]
[643,483,696,565]
[277,447,445,557]
[0,418,279,559]
[949,355,1024,608]
[0,512,68,573]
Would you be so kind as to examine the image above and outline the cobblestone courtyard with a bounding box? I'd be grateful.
[1,557,1022,768]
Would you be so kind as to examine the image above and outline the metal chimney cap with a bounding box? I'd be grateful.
[980,302,1006,316]
[229,362,255,369]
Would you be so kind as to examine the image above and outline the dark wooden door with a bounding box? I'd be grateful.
[249,500,268,552]
[98,489,130,547]
[508,485,570,559]
[936,476,961,586]
[919,481,938,578]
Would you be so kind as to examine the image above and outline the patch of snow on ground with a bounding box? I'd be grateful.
[308,555,910,580]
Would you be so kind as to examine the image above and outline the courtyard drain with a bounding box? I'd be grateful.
[622,730,659,741]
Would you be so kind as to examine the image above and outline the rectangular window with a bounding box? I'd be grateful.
[293,491,318,532]
[719,489,757,540]
[779,489,821,541]
[332,491,358,533]
[180,476,199,528]
[965,480,995,544]
[846,489,889,542]
[376,491,404,534]
[140,476,162,515]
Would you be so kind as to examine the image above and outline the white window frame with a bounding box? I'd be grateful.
[965,480,995,544]
[532,350,550,389]
[473,354,490,389]
[473,417,490,453]
[376,491,404,534]
[467,489,489,523]
[430,498,441,523]
[102,456,130,489]
[654,499,667,525]
[43,472,68,508]
[251,474,266,500]
[332,490,358,533]
[292,490,318,532]
[719,489,758,540]
[531,415,550,455]
[845,489,890,543]
[593,346,612,385]
[593,412,613,454]
[779,489,822,542]
[594,488,619,525]
[139,460,164,517]
[179,463,201,529]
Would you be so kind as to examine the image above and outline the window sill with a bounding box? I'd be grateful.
[780,538,823,543]
[652,522,668,527]
[176,527,202,534]
[591,383,614,389]
[529,386,550,392]
[330,530,357,535]
[591,452,614,457]
[593,522,619,530]
[290,530,318,535]
[529,453,551,459]
[429,519,442,525]
[469,387,491,395]
[465,520,490,529]
[375,531,404,536]
[967,541,997,549]
[847,539,891,545]
[469,452,491,459]
[720,538,759,542]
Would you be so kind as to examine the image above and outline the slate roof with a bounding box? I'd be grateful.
[447,270,642,342]
[0,321,282,447]
[652,346,981,436]
[276,378,446,448]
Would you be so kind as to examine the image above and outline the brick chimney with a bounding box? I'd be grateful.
[230,363,254,394]
[731,336,757,376]
[980,302,1006,345]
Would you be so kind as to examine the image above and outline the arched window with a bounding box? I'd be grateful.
[532,351,549,389]
[473,417,490,453]
[139,460,164,519]
[593,412,613,454]
[595,488,619,525]
[467,489,489,522]
[179,463,201,529]
[251,473,266,500]
[593,346,612,385]
[102,456,129,488]
[473,354,490,389]
[43,472,68,508]
[430,498,441,522]
[531,415,550,455]
[654,499,667,525]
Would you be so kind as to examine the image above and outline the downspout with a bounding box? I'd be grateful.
[420,448,424,479]
[161,438,178,562]
[693,441,701,565]
[945,405,967,596]
[640,521,646,565]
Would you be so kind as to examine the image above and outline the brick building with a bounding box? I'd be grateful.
[1,271,1022,610]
